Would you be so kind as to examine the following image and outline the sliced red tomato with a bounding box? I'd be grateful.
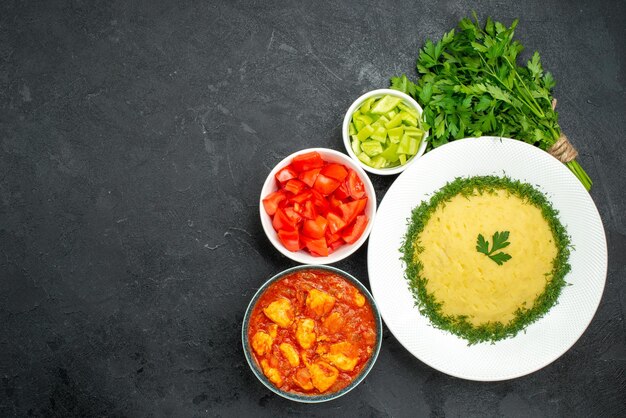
[290,190,312,204]
[284,207,302,225]
[298,168,321,188]
[341,215,368,244]
[329,238,344,251]
[320,163,348,182]
[284,179,306,195]
[328,194,343,210]
[301,236,329,257]
[278,229,300,252]
[334,183,350,200]
[278,197,289,209]
[326,212,347,234]
[346,169,366,199]
[339,198,367,225]
[313,174,341,196]
[291,152,324,172]
[302,216,327,239]
[262,190,287,216]
[309,189,329,214]
[325,229,342,244]
[303,200,316,220]
[293,200,316,220]
[272,208,297,231]
[275,165,298,184]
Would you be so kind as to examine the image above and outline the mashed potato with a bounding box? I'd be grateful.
[416,189,557,325]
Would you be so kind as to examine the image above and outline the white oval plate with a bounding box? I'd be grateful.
[368,137,607,381]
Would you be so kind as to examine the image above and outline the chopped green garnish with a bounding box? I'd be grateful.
[397,102,418,118]
[354,118,365,132]
[370,155,387,168]
[361,140,384,157]
[387,127,403,143]
[357,152,372,165]
[400,112,417,126]
[351,137,361,155]
[370,126,387,143]
[403,126,424,138]
[379,142,399,163]
[360,97,376,113]
[349,123,356,136]
[350,94,423,169]
[356,124,375,142]
[385,113,404,129]
[371,95,402,114]
[355,113,374,126]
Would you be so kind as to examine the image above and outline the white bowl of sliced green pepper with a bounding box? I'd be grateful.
[342,89,429,175]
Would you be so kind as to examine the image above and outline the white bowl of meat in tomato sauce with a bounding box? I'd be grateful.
[242,265,382,403]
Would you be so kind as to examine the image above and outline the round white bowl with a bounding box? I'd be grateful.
[342,88,429,176]
[259,148,376,264]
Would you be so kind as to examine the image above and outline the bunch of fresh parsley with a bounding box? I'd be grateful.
[390,13,592,190]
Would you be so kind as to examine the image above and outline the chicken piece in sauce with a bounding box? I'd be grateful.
[354,291,366,307]
[260,359,283,387]
[306,289,336,316]
[267,323,278,338]
[308,360,339,392]
[295,318,316,349]
[324,341,359,372]
[293,367,314,391]
[279,343,300,367]
[322,311,345,334]
[263,298,294,328]
[251,331,273,356]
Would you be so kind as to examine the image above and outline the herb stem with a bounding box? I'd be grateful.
[504,56,546,117]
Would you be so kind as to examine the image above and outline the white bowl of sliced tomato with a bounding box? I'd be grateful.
[260,148,376,264]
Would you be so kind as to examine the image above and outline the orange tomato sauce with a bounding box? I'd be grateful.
[247,269,377,395]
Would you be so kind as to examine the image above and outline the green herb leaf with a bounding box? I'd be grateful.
[476,230,512,265]
[476,233,489,253]
[490,252,512,265]
[491,230,510,251]
[389,14,592,190]
[390,74,418,97]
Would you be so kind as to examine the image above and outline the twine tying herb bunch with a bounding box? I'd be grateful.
[390,13,592,190]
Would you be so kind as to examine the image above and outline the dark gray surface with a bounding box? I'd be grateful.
[1,0,624,416]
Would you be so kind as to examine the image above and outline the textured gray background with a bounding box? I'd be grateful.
[1,0,625,417]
